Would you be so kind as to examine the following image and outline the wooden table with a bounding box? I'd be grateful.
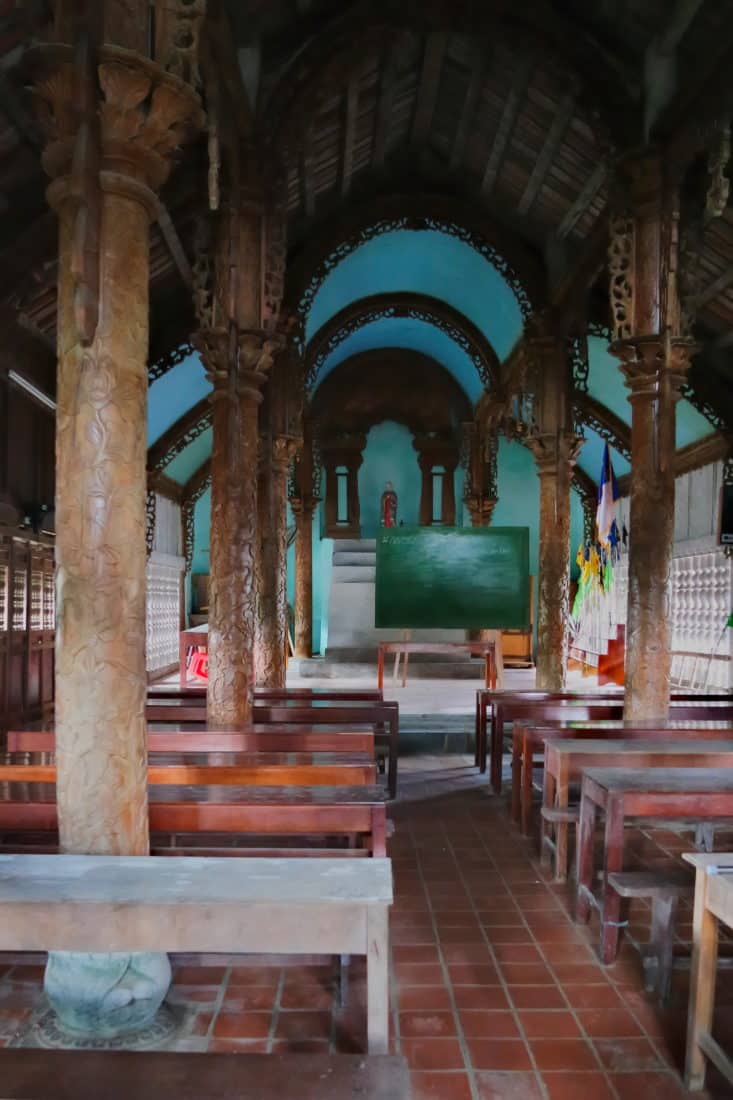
[0,783,389,856]
[684,853,733,1091]
[377,638,503,691]
[0,750,377,787]
[145,700,401,800]
[0,854,393,1054]
[7,727,377,755]
[513,719,733,834]
[575,767,733,964]
[541,741,733,881]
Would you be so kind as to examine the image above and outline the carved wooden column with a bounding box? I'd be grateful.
[31,0,203,1036]
[255,433,296,687]
[441,458,458,526]
[417,452,433,526]
[194,166,284,725]
[290,418,319,659]
[528,332,582,691]
[609,151,696,720]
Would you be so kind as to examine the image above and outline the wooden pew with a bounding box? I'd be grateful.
[539,738,733,880]
[145,700,400,799]
[0,751,377,788]
[513,719,733,832]
[149,685,385,702]
[7,727,376,755]
[485,695,733,792]
[474,688,732,779]
[0,783,389,856]
[0,1050,411,1100]
[0,854,394,1054]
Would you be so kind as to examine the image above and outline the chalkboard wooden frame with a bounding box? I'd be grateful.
[375,526,530,630]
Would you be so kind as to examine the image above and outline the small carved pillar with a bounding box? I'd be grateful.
[441,459,458,526]
[418,453,434,526]
[290,417,319,658]
[321,435,365,538]
[528,332,582,691]
[609,151,696,720]
[194,168,283,725]
[464,422,498,528]
[254,347,300,687]
[31,0,203,1036]
[414,434,460,525]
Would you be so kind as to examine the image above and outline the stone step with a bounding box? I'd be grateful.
[332,566,377,582]
[332,539,377,552]
[332,551,376,567]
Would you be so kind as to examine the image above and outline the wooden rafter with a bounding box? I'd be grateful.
[373,42,400,169]
[518,88,575,217]
[340,70,360,197]
[694,260,733,310]
[182,458,212,505]
[449,44,488,171]
[556,161,607,241]
[574,391,631,460]
[410,32,447,149]
[300,122,316,219]
[155,200,193,290]
[480,50,535,199]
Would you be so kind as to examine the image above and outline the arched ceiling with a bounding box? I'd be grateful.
[302,226,526,357]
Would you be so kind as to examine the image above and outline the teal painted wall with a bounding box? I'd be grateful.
[358,421,420,536]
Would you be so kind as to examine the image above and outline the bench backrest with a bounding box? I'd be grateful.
[6,729,376,754]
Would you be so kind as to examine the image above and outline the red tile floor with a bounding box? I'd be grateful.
[1,754,732,1099]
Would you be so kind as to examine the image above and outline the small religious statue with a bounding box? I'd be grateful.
[380,481,398,527]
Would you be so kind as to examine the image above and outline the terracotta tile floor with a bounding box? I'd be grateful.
[1,754,732,1099]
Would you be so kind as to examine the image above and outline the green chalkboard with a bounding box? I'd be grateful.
[375,526,530,630]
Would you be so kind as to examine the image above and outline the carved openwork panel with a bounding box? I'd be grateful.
[146,552,185,675]
[608,212,634,342]
[149,341,194,383]
[154,0,206,88]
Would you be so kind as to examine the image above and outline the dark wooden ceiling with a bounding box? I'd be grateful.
[0,0,730,430]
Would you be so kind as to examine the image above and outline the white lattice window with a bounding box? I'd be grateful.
[670,548,732,691]
[146,552,184,675]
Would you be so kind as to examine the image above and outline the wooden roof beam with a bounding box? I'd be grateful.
[340,70,360,198]
[480,49,535,199]
[300,124,316,220]
[556,161,607,241]
[410,32,447,150]
[155,201,193,290]
[449,45,488,171]
[373,43,399,170]
[518,88,575,217]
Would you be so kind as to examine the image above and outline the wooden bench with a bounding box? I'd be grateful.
[487,695,733,792]
[0,784,388,856]
[607,869,692,1001]
[144,701,400,799]
[0,751,377,788]
[0,853,394,1054]
[0,1050,411,1100]
[7,727,376,755]
[149,685,385,703]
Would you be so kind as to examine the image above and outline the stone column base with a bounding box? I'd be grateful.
[44,952,172,1039]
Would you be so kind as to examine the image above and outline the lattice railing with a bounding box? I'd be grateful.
[670,548,732,691]
[146,553,184,675]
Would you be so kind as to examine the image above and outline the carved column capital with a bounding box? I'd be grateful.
[33,46,204,203]
[465,496,497,527]
[272,434,299,475]
[528,431,583,477]
[612,335,696,403]
[194,329,276,406]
